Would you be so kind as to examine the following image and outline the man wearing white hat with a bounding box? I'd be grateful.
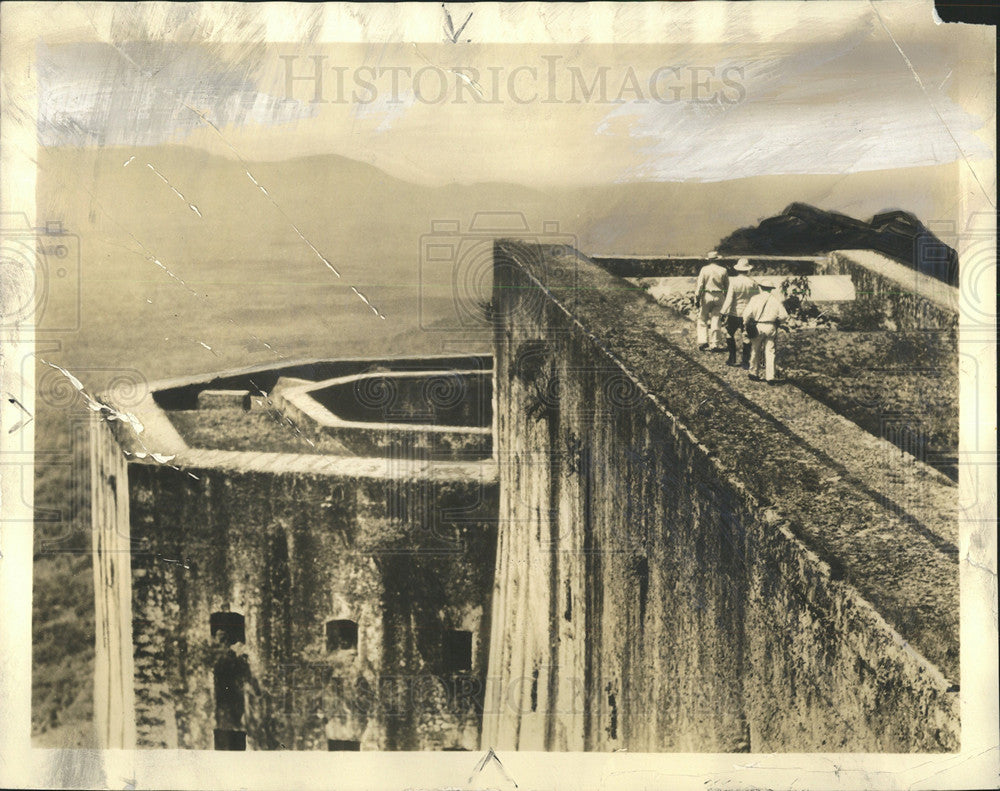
[720,258,760,367]
[742,282,789,383]
[694,251,728,351]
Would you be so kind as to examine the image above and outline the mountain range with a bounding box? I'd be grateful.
[33,145,961,378]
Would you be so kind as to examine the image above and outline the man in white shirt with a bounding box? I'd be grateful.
[719,258,760,367]
[694,251,729,351]
[741,283,789,383]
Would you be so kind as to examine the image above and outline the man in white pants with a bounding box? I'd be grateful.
[720,258,760,368]
[742,283,789,383]
[694,251,729,351]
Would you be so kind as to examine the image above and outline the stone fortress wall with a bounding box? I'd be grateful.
[481,242,959,752]
[93,242,961,753]
[92,355,499,751]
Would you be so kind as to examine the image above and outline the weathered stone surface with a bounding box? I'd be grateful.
[91,416,136,750]
[123,461,497,751]
[482,241,958,753]
[92,358,499,752]
[197,389,252,411]
[93,265,958,754]
[826,250,958,330]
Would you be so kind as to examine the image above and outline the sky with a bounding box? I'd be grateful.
[30,2,997,189]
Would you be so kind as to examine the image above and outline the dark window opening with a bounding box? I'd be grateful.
[326,619,359,652]
[210,611,245,646]
[607,691,618,740]
[441,629,473,674]
[327,739,361,751]
[214,654,246,733]
[214,729,246,751]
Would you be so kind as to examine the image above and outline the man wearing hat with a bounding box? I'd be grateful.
[694,251,728,351]
[741,281,789,383]
[719,258,760,367]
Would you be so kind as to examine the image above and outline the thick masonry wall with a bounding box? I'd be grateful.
[483,241,958,752]
[746,519,958,751]
[123,458,497,751]
[91,416,136,750]
[826,251,959,330]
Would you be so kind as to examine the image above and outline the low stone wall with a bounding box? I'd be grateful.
[272,374,493,461]
[309,371,491,428]
[826,250,959,330]
[637,274,856,305]
[152,355,493,411]
[591,255,825,278]
[482,241,958,752]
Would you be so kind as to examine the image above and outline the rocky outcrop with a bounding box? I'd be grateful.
[718,203,959,286]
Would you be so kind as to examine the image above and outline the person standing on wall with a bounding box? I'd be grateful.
[719,258,760,367]
[742,282,789,384]
[694,251,729,351]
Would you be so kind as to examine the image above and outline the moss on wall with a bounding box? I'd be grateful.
[483,241,958,753]
[126,461,497,750]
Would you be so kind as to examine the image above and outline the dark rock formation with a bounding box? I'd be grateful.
[717,203,959,285]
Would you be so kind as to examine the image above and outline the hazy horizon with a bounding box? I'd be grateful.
[35,10,994,189]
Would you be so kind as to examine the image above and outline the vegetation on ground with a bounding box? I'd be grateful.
[782,329,958,480]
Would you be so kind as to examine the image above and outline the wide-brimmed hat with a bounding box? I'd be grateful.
[706,250,720,259]
[734,258,753,272]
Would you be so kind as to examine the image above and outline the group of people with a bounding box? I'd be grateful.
[693,252,789,384]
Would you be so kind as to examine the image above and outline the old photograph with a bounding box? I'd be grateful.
[0,2,996,789]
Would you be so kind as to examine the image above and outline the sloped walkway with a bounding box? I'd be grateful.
[676,323,958,549]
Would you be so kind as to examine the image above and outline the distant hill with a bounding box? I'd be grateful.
[716,202,959,285]
[33,146,962,377]
[38,146,961,261]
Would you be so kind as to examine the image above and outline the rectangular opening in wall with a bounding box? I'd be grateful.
[442,629,473,674]
[210,611,245,645]
[327,739,361,751]
[326,619,358,652]
[214,658,246,728]
[213,729,246,751]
